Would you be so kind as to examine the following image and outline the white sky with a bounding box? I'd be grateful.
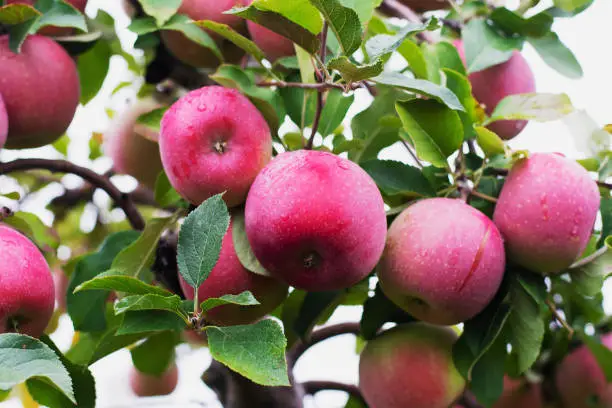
[2,0,612,407]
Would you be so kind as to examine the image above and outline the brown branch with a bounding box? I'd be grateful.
[256,80,362,91]
[381,0,436,43]
[302,381,364,401]
[597,180,612,190]
[470,190,498,203]
[287,322,361,367]
[401,140,423,169]
[546,298,574,338]
[306,22,329,150]
[0,159,145,230]
[0,206,13,221]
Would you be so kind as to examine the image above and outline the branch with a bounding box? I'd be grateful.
[569,245,608,269]
[381,0,436,43]
[0,206,13,221]
[306,22,328,150]
[597,180,612,190]
[302,381,364,401]
[470,190,498,203]
[401,140,423,169]
[546,298,574,338]
[287,322,361,367]
[0,159,145,230]
[256,81,363,92]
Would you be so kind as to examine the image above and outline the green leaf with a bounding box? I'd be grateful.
[200,291,260,313]
[136,107,168,133]
[462,18,522,73]
[210,65,286,133]
[373,72,464,111]
[443,68,477,139]
[581,333,612,382]
[571,249,612,297]
[195,20,266,62]
[138,0,181,26]
[154,172,183,207]
[0,4,40,25]
[128,16,158,35]
[488,93,574,123]
[117,311,185,335]
[397,40,428,80]
[77,39,112,105]
[327,56,384,83]
[361,160,435,198]
[32,0,88,33]
[110,213,180,279]
[75,271,173,297]
[52,134,70,156]
[546,0,593,16]
[161,14,222,61]
[232,210,271,276]
[229,4,321,54]
[293,291,342,340]
[469,333,507,407]
[308,0,362,55]
[553,0,592,12]
[206,319,290,386]
[0,334,75,403]
[422,41,467,77]
[115,294,185,316]
[365,19,439,60]
[507,273,546,375]
[396,99,463,168]
[177,194,230,290]
[3,211,59,253]
[360,285,414,340]
[490,8,553,38]
[475,126,505,156]
[318,89,354,136]
[7,17,37,53]
[599,197,612,248]
[529,32,583,79]
[130,331,178,376]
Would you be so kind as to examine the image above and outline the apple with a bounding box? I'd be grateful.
[129,363,179,397]
[377,197,505,325]
[454,40,536,140]
[244,150,387,291]
[0,225,55,338]
[161,0,245,68]
[179,219,288,326]
[359,323,465,408]
[104,97,165,189]
[244,0,295,61]
[555,334,612,408]
[159,86,272,207]
[0,34,80,149]
[494,377,543,408]
[0,94,7,150]
[5,0,88,37]
[493,153,600,274]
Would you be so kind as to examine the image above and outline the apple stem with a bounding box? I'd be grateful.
[0,158,145,230]
[401,140,423,168]
[545,298,575,338]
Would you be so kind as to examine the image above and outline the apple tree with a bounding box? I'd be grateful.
[0,0,610,407]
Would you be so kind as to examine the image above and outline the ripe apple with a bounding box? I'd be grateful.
[555,334,612,408]
[0,35,80,149]
[244,150,387,291]
[159,86,272,207]
[104,97,165,189]
[243,0,295,61]
[129,363,179,397]
[5,0,88,37]
[493,153,600,274]
[161,0,245,68]
[359,323,466,408]
[0,225,55,338]
[0,94,7,149]
[455,40,536,140]
[494,377,543,408]
[377,197,505,325]
[179,220,288,326]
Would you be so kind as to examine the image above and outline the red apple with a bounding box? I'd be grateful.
[377,197,506,325]
[159,86,272,207]
[0,225,55,338]
[0,35,80,149]
[359,323,466,408]
[455,40,536,140]
[494,377,543,408]
[0,94,7,149]
[493,153,600,274]
[179,220,288,326]
[6,0,87,37]
[244,0,294,61]
[244,150,387,291]
[129,363,179,397]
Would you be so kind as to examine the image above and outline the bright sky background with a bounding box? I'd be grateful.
[1,0,612,407]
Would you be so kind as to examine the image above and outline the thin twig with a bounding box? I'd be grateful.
[287,322,361,367]
[306,22,329,150]
[597,180,612,190]
[470,190,498,203]
[546,298,574,338]
[257,80,362,91]
[302,381,364,401]
[569,245,608,269]
[0,159,145,230]
[381,0,436,43]
[467,139,477,155]
[401,140,423,169]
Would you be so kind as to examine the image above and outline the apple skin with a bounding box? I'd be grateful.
[179,220,288,326]
[6,0,87,37]
[129,363,179,397]
[494,377,543,408]
[161,0,245,68]
[244,150,387,291]
[455,40,536,140]
[0,35,80,149]
[159,86,272,207]
[377,197,505,325]
[359,323,465,408]
[104,98,165,190]
[493,153,600,274]
[0,225,55,338]
[243,0,294,61]
[0,94,7,149]
[555,334,612,408]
